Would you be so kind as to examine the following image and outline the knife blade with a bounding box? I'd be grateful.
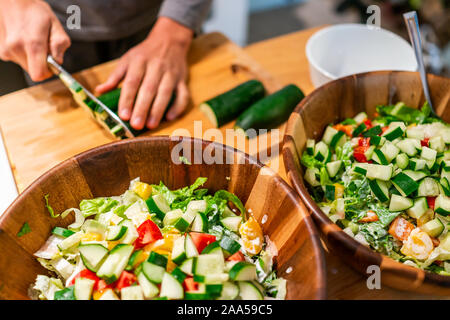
[47,55,135,139]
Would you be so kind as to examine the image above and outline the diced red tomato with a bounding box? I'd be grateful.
[427,196,436,210]
[358,137,370,147]
[363,118,373,129]
[333,124,353,137]
[96,279,114,292]
[115,271,137,290]
[183,277,199,292]
[354,138,371,163]
[227,251,245,262]
[421,138,430,147]
[189,232,216,253]
[388,217,415,242]
[134,220,163,249]
[68,269,100,287]
[359,210,379,223]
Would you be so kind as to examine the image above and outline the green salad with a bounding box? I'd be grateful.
[301,102,450,274]
[31,178,285,300]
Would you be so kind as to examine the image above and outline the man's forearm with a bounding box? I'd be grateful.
[158,0,212,34]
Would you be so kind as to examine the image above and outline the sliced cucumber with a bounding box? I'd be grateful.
[366,164,392,181]
[51,227,75,238]
[409,158,426,171]
[98,289,119,300]
[163,209,183,227]
[160,272,184,300]
[418,178,440,197]
[148,251,168,268]
[137,272,159,299]
[369,179,390,202]
[118,219,139,244]
[389,194,413,212]
[396,138,420,157]
[57,232,82,252]
[142,261,165,284]
[179,258,194,276]
[146,194,170,220]
[221,216,242,233]
[306,139,315,155]
[194,254,225,276]
[185,234,199,258]
[421,218,444,237]
[380,142,400,163]
[314,141,330,163]
[406,197,429,219]
[396,153,409,170]
[74,278,95,300]
[201,80,265,127]
[429,136,445,153]
[435,195,450,216]
[96,244,134,283]
[353,112,368,123]
[382,125,404,141]
[78,244,109,272]
[218,282,239,300]
[229,262,256,281]
[171,235,187,265]
[372,149,388,165]
[326,160,342,178]
[304,167,320,187]
[352,163,368,175]
[191,212,208,232]
[402,170,427,181]
[121,285,144,300]
[391,172,419,197]
[106,225,128,241]
[219,235,241,255]
[238,281,263,300]
[421,146,437,169]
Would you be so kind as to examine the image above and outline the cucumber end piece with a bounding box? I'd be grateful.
[200,103,218,128]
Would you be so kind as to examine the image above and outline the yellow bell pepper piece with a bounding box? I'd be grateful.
[239,216,263,255]
[80,232,103,242]
[132,182,152,200]
[334,183,345,199]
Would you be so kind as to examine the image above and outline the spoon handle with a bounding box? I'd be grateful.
[403,11,434,111]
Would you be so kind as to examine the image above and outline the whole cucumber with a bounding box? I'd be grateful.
[235,84,304,136]
[200,79,265,127]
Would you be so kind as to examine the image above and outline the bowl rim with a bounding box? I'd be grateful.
[282,70,450,292]
[305,23,417,81]
[3,135,328,300]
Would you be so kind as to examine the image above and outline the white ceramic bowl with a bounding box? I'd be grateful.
[306,24,418,87]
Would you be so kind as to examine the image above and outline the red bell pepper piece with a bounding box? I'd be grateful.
[189,232,216,253]
[134,219,163,249]
[115,271,137,290]
[353,138,371,163]
[183,277,199,292]
[427,196,436,210]
[68,269,100,288]
[227,251,245,262]
[421,138,430,147]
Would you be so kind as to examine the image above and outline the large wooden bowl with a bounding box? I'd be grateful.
[283,71,450,295]
[0,136,326,300]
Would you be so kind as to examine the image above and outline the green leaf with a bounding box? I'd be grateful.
[17,222,31,237]
[44,194,59,218]
[300,151,324,169]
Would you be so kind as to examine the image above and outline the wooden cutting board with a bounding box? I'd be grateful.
[0,32,285,192]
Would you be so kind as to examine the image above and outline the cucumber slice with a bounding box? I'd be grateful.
[396,138,420,157]
[429,136,445,153]
[74,278,95,300]
[389,194,413,211]
[171,236,187,265]
[304,167,320,187]
[137,272,159,299]
[314,141,330,163]
[366,164,392,181]
[179,258,194,275]
[325,185,335,201]
[326,160,342,178]
[201,80,265,127]
[353,112,368,123]
[372,149,388,165]
[106,225,128,241]
[146,194,170,220]
[194,254,225,276]
[148,251,168,268]
[220,216,242,233]
[57,232,82,252]
[118,219,138,244]
[329,131,347,149]
[219,235,241,255]
[395,153,409,170]
[78,244,109,272]
[406,127,425,140]
[238,281,263,300]
[81,219,107,237]
[322,126,339,145]
[306,139,315,155]
[229,262,256,281]
[368,179,390,202]
[191,212,208,232]
[218,282,239,300]
[352,163,368,175]
[352,122,367,137]
[369,135,385,146]
[185,234,199,258]
[435,195,450,216]
[201,241,222,255]
[121,285,144,300]
[96,244,134,283]
[391,172,419,197]
[409,158,426,171]
[160,272,184,300]
[174,217,190,232]
[364,145,376,160]
[402,170,426,181]
[382,126,404,141]
[163,209,183,227]
[421,218,444,237]
[380,142,399,163]
[362,125,382,137]
[418,178,440,197]
[421,146,437,169]
[406,197,429,219]
[52,227,75,238]
[171,267,187,284]
[142,261,165,284]
[234,84,304,134]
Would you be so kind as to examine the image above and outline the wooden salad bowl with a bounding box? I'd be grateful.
[0,136,326,300]
[283,71,450,295]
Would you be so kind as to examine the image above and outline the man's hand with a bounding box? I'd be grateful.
[96,17,193,130]
[0,0,71,81]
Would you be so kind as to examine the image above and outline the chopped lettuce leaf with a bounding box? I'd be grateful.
[44,194,59,218]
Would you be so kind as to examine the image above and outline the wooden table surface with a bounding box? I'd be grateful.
[0,27,440,299]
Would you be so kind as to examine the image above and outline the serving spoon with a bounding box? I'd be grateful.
[403,11,437,116]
